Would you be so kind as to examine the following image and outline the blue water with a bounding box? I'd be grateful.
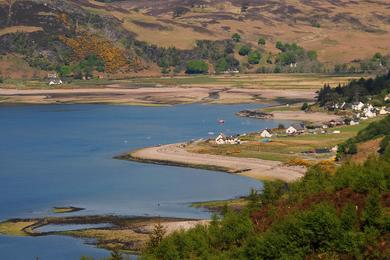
[0,103,290,259]
[36,223,114,233]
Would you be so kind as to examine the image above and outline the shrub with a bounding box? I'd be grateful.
[215,57,228,73]
[0,75,3,84]
[261,181,287,204]
[379,135,390,153]
[362,191,383,228]
[57,65,72,77]
[185,60,208,74]
[340,203,358,231]
[232,33,241,42]
[148,223,167,248]
[238,45,251,56]
[276,41,285,51]
[258,37,266,46]
[248,51,261,64]
[161,67,170,74]
[308,50,317,60]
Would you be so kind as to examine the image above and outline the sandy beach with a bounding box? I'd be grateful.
[126,143,306,182]
[0,86,316,105]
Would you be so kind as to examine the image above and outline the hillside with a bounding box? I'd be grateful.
[101,0,390,63]
[0,0,390,78]
[141,116,390,259]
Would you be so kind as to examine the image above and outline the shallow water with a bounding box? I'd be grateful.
[36,223,114,233]
[0,103,290,259]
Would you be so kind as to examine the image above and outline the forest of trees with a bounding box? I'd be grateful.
[317,71,390,107]
[141,131,390,259]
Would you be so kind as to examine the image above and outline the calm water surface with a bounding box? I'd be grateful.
[0,104,289,259]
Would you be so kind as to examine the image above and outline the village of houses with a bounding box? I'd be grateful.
[213,98,390,156]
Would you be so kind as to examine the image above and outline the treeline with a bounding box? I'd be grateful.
[338,115,390,158]
[317,71,390,107]
[333,53,390,75]
[141,140,390,259]
[134,39,239,74]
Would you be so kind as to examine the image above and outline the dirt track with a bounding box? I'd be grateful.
[130,143,306,182]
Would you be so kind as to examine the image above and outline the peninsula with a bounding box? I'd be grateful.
[120,143,305,183]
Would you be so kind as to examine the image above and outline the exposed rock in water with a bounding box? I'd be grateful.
[236,110,273,119]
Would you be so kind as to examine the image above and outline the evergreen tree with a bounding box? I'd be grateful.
[148,222,167,248]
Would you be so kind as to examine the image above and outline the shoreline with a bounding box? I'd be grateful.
[1,73,357,106]
[118,143,306,183]
[237,105,342,123]
[0,86,315,106]
[0,215,209,253]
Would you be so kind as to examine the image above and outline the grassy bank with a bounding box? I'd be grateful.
[187,117,381,163]
[0,221,37,236]
[191,198,248,212]
[52,206,84,214]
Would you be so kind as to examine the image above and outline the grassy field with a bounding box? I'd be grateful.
[188,117,382,163]
[191,198,248,212]
[0,221,35,236]
[1,73,361,90]
[52,207,84,214]
[127,74,361,89]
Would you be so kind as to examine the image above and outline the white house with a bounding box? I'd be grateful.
[49,79,63,86]
[350,120,360,126]
[260,129,273,138]
[364,105,377,118]
[215,133,227,144]
[286,123,305,135]
[379,107,390,115]
[215,133,240,145]
[48,73,63,86]
[352,102,365,111]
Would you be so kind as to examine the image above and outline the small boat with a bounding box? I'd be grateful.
[218,119,225,124]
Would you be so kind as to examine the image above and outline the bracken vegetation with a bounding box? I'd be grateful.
[141,136,390,259]
[338,116,390,159]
